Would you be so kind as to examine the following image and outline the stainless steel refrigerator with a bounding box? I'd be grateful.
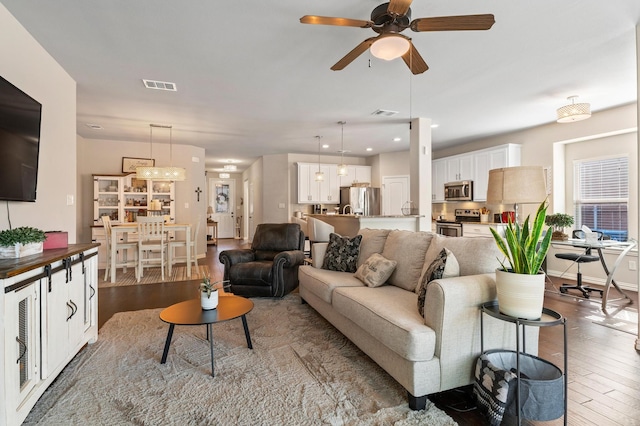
[339,186,381,216]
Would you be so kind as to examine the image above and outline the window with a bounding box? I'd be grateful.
[574,156,628,241]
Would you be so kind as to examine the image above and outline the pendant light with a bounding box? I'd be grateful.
[137,124,186,181]
[314,135,324,182]
[337,121,348,176]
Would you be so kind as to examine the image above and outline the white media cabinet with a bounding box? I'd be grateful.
[0,244,99,426]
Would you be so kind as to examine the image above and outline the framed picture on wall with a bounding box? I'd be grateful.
[122,157,154,173]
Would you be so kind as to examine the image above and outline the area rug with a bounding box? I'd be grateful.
[23,295,457,425]
[98,265,210,288]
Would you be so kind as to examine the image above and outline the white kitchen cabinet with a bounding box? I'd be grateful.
[297,163,340,204]
[473,144,522,201]
[1,245,99,426]
[297,163,317,203]
[462,223,506,238]
[432,144,521,202]
[432,159,447,202]
[338,165,372,187]
[446,154,474,182]
[93,174,175,224]
[320,164,339,203]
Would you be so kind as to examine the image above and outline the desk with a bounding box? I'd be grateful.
[551,238,636,310]
[110,223,192,283]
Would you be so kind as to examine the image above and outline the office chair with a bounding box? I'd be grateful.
[555,230,605,298]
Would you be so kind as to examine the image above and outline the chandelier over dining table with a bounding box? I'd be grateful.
[136,124,186,181]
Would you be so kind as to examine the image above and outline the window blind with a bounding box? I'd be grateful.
[574,156,628,241]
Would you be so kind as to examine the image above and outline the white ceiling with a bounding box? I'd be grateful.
[3,1,639,172]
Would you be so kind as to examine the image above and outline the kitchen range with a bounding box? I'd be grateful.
[435,208,481,237]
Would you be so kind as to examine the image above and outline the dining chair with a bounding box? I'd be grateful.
[102,215,138,281]
[137,216,168,282]
[168,217,200,276]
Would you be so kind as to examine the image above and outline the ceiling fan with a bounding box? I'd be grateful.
[300,0,495,75]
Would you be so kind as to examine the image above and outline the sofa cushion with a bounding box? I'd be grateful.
[381,230,433,291]
[419,234,502,288]
[332,286,436,362]
[356,228,391,268]
[322,233,362,272]
[298,265,364,304]
[354,253,397,288]
[416,248,459,317]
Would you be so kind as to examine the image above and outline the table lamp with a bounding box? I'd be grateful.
[486,166,547,223]
[207,205,214,221]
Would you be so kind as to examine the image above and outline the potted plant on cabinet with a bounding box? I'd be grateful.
[0,226,47,259]
[489,201,552,319]
[545,213,574,241]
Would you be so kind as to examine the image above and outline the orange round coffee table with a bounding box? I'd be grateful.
[159,295,253,376]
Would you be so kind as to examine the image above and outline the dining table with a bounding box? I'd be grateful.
[110,222,192,283]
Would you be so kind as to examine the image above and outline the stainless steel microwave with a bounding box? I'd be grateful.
[444,181,473,201]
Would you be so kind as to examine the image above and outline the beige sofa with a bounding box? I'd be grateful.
[298,229,538,410]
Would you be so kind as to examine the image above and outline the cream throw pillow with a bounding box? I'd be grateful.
[354,253,398,288]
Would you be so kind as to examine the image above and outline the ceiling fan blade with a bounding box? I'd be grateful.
[331,37,378,71]
[387,0,413,16]
[410,14,495,32]
[300,15,372,28]
[402,41,429,75]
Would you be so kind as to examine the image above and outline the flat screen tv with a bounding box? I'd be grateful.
[0,75,42,202]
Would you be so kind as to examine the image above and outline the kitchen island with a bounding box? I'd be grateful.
[307,214,423,237]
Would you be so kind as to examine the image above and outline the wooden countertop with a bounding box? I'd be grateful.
[0,243,100,279]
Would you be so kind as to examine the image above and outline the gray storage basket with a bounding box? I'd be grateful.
[477,350,564,424]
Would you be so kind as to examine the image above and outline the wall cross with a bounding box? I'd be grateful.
[195,187,203,202]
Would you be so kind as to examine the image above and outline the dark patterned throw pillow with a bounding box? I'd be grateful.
[322,233,363,273]
[416,248,459,317]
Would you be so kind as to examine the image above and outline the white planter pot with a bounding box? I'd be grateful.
[495,269,545,320]
[0,242,43,259]
[201,290,218,310]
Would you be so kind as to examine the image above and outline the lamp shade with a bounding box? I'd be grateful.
[370,35,410,61]
[207,206,214,214]
[486,166,547,205]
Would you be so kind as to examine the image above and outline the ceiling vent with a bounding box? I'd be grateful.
[85,123,103,130]
[142,79,177,91]
[371,109,398,117]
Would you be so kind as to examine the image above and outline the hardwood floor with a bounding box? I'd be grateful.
[98,239,640,425]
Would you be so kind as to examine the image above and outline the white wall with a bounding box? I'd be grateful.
[0,4,78,240]
[377,151,410,180]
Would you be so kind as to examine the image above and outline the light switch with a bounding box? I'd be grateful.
[278,203,285,209]
[184,202,189,209]
[66,195,74,206]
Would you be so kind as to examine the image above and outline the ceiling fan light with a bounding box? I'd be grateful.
[370,36,410,61]
[556,96,591,123]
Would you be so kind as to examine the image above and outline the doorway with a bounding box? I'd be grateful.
[208,178,236,238]
[382,175,410,216]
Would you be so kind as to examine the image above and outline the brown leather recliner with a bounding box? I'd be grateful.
[219,223,306,297]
